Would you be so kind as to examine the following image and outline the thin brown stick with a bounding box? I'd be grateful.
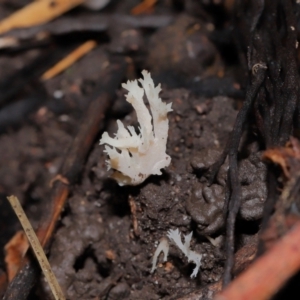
[3,59,126,300]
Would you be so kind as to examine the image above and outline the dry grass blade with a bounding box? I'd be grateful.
[41,40,97,80]
[0,0,85,35]
[6,195,65,300]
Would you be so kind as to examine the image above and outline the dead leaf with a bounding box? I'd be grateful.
[131,0,157,15]
[4,231,29,282]
[263,137,300,178]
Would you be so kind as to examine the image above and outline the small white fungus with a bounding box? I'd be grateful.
[151,229,202,279]
[100,70,172,186]
[151,238,169,274]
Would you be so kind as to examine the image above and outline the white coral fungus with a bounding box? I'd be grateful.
[151,238,169,274]
[167,229,202,278]
[151,229,202,279]
[100,70,172,186]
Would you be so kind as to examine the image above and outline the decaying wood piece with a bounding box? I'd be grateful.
[215,221,300,300]
[216,138,300,300]
[207,0,300,285]
[3,59,126,300]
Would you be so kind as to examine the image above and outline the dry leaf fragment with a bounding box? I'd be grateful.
[4,231,29,282]
[263,148,291,177]
[131,0,157,15]
[263,137,300,178]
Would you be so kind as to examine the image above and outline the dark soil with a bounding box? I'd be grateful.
[0,1,274,299]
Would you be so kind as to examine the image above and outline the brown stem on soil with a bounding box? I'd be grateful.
[128,195,140,236]
[3,59,126,300]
